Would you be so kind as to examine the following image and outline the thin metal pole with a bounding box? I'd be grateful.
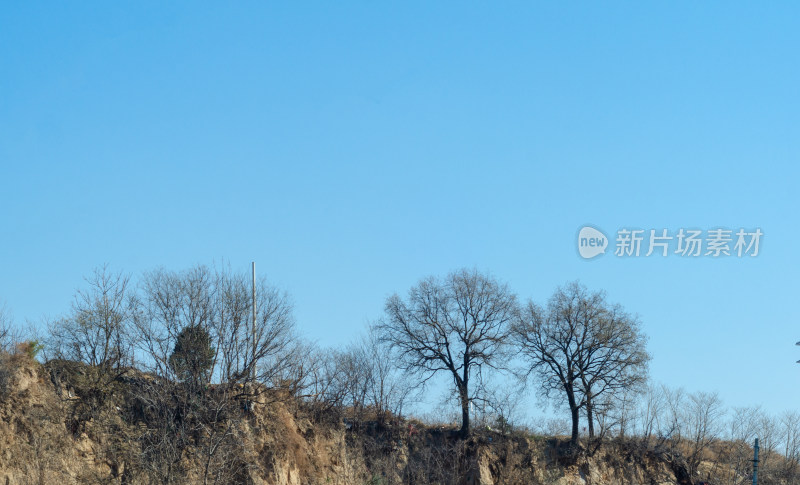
[752,437,759,485]
[252,262,257,382]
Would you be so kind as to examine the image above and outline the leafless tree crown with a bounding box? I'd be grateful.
[512,281,650,444]
[378,268,518,436]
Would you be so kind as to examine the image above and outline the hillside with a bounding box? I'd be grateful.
[0,349,706,485]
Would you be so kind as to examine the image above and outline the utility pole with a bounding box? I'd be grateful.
[252,261,257,382]
[752,437,759,485]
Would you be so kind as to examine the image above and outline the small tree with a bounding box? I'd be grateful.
[0,303,15,352]
[781,411,800,478]
[46,264,133,372]
[133,265,216,382]
[686,391,725,478]
[169,325,215,388]
[213,266,295,391]
[362,327,414,420]
[44,265,134,427]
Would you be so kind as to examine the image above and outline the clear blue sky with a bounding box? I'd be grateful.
[1,3,797,419]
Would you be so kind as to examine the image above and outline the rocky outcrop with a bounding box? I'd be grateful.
[0,356,693,484]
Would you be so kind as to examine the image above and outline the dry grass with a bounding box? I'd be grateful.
[2,356,792,485]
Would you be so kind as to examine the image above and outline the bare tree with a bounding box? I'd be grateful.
[780,411,800,479]
[530,416,572,437]
[685,391,725,478]
[512,296,585,445]
[46,264,133,372]
[577,299,649,438]
[378,268,518,437]
[757,411,779,474]
[274,339,325,402]
[133,264,295,388]
[638,383,666,442]
[362,327,415,420]
[44,265,134,431]
[480,382,525,434]
[0,304,19,399]
[310,332,415,427]
[129,264,297,482]
[128,266,211,484]
[0,302,16,352]
[724,406,760,485]
[512,282,649,445]
[307,347,351,413]
[332,344,373,423]
[594,384,640,439]
[661,385,687,445]
[212,266,295,392]
[296,328,414,425]
[132,265,215,382]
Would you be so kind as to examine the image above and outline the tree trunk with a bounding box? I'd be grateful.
[586,393,595,438]
[570,404,580,444]
[460,390,470,438]
[567,386,580,445]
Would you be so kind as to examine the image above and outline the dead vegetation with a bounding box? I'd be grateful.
[1,266,795,484]
[1,347,797,485]
[0,349,668,485]
[0,346,734,485]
